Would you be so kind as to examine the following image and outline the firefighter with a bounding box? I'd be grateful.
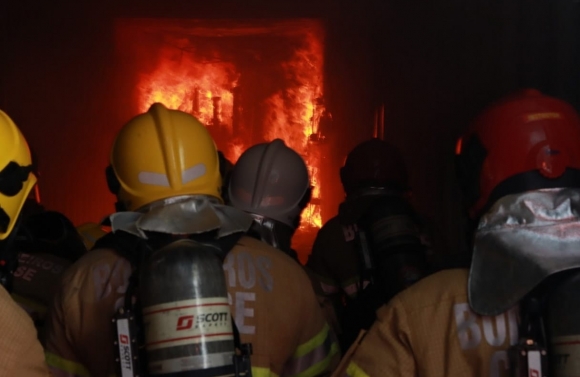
[74,151,232,252]
[0,110,51,376]
[227,139,311,262]
[44,103,340,377]
[306,138,431,350]
[338,89,580,376]
[12,206,87,336]
[7,152,88,336]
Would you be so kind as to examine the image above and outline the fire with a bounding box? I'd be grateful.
[138,47,238,134]
[137,25,324,230]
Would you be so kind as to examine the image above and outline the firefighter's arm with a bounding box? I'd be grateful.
[44,273,93,377]
[19,338,52,377]
[303,266,342,336]
[45,254,130,377]
[341,298,416,377]
[0,285,50,377]
[281,282,341,377]
[307,222,362,304]
[306,249,341,295]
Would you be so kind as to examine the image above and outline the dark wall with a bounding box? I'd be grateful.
[370,0,580,256]
[2,0,580,258]
[3,0,118,224]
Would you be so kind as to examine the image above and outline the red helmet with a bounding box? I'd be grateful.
[456,88,580,219]
[340,138,408,196]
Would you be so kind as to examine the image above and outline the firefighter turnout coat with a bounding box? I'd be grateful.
[339,269,518,377]
[44,235,340,377]
[0,283,50,376]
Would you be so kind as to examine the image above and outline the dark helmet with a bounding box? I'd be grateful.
[340,138,408,196]
[228,139,311,229]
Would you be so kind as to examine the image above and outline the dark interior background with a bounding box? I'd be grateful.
[2,0,579,260]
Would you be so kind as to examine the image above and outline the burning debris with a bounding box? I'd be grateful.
[134,19,326,234]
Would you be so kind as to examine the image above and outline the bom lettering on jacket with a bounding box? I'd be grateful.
[15,253,66,282]
[223,251,273,335]
[454,303,519,377]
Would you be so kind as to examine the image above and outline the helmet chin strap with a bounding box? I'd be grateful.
[248,214,295,257]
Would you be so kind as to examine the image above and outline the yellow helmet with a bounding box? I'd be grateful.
[0,110,37,240]
[109,103,222,211]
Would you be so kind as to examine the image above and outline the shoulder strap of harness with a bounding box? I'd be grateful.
[99,230,247,349]
[92,230,151,267]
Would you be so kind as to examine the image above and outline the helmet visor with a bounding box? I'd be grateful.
[0,161,34,197]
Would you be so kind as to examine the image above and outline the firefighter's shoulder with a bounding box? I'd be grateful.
[382,268,469,315]
[234,235,307,270]
[230,235,315,292]
[56,247,130,297]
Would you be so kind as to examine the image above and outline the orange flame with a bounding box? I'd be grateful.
[138,27,324,229]
[138,47,238,135]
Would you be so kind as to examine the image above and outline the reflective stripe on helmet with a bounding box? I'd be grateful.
[307,271,339,296]
[342,277,361,298]
[283,323,339,377]
[45,352,90,377]
[320,281,339,295]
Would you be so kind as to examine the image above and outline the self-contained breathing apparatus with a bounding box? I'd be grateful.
[547,271,580,377]
[338,190,430,350]
[506,269,580,377]
[509,295,549,377]
[95,231,253,377]
[10,208,88,328]
[502,270,580,377]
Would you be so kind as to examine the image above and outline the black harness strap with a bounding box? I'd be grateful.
[100,230,247,348]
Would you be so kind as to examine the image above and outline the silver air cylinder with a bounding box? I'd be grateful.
[548,270,580,376]
[140,239,235,376]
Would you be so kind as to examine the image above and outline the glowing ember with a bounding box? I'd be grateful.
[137,25,324,230]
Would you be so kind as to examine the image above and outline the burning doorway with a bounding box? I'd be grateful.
[115,18,329,262]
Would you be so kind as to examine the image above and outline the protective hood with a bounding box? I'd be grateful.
[469,188,580,316]
[109,195,253,239]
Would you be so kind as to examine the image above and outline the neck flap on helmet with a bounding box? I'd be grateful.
[469,188,580,316]
[247,213,296,258]
[109,195,253,239]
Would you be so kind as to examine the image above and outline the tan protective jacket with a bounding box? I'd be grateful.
[45,235,339,377]
[306,216,360,301]
[338,269,518,377]
[12,251,71,339]
[0,283,50,376]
